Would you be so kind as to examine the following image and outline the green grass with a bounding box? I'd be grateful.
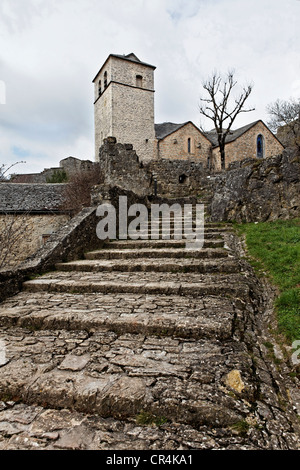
[236,219,300,341]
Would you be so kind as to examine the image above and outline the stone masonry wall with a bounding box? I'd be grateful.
[209,150,300,222]
[98,138,208,199]
[0,206,102,303]
[98,137,152,197]
[146,159,207,198]
[0,213,70,269]
[94,55,155,162]
[212,121,284,170]
[111,83,155,161]
[157,122,211,164]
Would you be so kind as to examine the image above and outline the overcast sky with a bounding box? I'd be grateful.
[0,0,299,175]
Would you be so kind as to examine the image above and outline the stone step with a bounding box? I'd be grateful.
[22,271,249,298]
[0,402,262,450]
[54,258,240,274]
[0,326,255,428]
[136,227,232,234]
[84,247,229,260]
[104,239,225,249]
[0,291,240,340]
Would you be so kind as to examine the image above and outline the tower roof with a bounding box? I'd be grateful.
[92,53,156,82]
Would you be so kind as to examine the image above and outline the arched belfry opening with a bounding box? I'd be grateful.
[257,134,264,158]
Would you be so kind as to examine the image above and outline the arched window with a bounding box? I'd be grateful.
[257,134,264,158]
[136,75,143,87]
[98,80,102,97]
[187,138,191,154]
[104,71,107,89]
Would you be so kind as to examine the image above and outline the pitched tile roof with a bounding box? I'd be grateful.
[0,183,67,213]
[155,122,189,140]
[204,120,262,147]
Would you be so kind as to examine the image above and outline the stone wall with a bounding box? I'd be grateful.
[11,157,97,183]
[0,206,102,303]
[156,122,211,164]
[209,150,300,222]
[98,137,152,197]
[0,213,70,269]
[146,159,208,198]
[98,138,209,199]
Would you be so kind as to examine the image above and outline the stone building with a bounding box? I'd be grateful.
[93,53,284,169]
[155,121,212,164]
[0,183,71,268]
[206,120,284,170]
[93,53,156,162]
[11,157,96,183]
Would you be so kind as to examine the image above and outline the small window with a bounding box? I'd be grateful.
[98,80,102,96]
[257,134,264,158]
[179,174,187,184]
[187,138,191,154]
[136,75,143,87]
[104,71,107,89]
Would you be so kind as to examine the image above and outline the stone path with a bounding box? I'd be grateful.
[0,221,299,450]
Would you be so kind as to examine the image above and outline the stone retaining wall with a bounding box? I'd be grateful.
[0,206,102,303]
[209,150,300,222]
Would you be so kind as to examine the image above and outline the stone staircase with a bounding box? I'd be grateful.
[0,219,299,450]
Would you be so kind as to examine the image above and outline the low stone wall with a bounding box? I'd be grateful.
[146,159,207,198]
[209,150,300,222]
[0,206,102,303]
[98,137,208,199]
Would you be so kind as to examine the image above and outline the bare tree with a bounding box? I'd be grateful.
[199,71,255,169]
[267,98,300,153]
[61,165,104,215]
[0,161,26,182]
[0,213,34,269]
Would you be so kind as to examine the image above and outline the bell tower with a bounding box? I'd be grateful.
[93,53,156,161]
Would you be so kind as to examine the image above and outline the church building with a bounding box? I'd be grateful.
[93,53,284,168]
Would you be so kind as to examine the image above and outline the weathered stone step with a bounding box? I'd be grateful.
[0,402,263,450]
[108,231,223,241]
[104,239,225,249]
[22,271,248,297]
[137,227,232,235]
[0,291,238,340]
[0,326,256,428]
[84,248,229,260]
[54,258,240,274]
[23,278,247,298]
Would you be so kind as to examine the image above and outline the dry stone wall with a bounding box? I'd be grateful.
[98,138,208,199]
[98,137,152,197]
[209,150,300,222]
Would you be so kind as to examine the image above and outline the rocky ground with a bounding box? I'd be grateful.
[0,221,299,450]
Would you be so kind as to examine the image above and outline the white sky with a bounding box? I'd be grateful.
[0,0,299,174]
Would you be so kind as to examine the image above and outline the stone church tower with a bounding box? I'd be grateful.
[93,53,156,161]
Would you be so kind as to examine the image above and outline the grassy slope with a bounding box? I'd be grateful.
[236,219,300,341]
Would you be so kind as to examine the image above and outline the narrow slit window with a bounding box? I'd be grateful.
[187,138,191,154]
[98,80,102,96]
[104,71,108,89]
[257,134,264,158]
